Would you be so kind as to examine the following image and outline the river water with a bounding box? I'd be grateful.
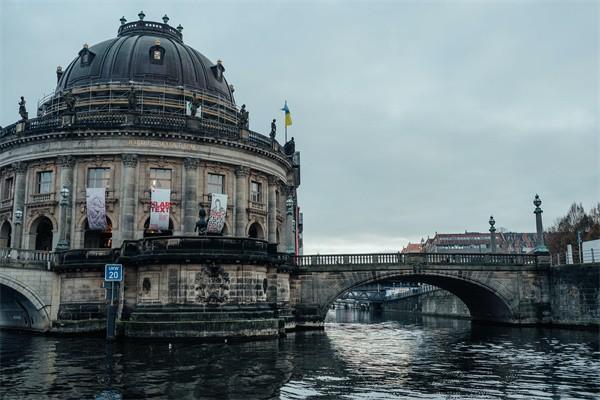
[0,309,598,399]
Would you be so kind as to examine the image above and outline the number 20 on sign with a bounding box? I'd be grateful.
[105,264,123,282]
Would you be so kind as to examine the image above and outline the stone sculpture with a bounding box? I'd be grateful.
[18,97,28,121]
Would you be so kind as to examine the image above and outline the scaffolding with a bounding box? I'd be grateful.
[37,81,239,125]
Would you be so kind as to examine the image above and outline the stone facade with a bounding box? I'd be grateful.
[0,134,293,251]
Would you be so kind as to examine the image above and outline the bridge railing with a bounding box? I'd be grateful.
[289,252,538,267]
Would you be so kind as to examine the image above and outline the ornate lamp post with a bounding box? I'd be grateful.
[533,194,549,254]
[489,215,496,253]
[56,186,71,250]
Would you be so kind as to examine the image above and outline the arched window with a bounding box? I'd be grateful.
[84,217,113,248]
[32,217,53,251]
[248,222,264,240]
[143,217,174,238]
[0,221,12,248]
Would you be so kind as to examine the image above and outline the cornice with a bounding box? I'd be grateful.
[0,128,293,170]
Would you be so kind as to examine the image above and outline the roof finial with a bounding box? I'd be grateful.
[83,43,89,49]
[138,11,146,21]
[177,24,183,33]
[120,16,127,25]
[162,14,169,24]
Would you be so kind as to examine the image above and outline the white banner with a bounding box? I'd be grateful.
[86,188,107,231]
[207,193,228,234]
[150,188,171,231]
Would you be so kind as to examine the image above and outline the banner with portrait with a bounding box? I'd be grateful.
[150,188,171,231]
[207,193,228,234]
[86,188,107,231]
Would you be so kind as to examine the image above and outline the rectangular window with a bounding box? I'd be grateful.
[87,168,110,189]
[251,181,262,203]
[2,177,14,200]
[207,173,224,194]
[37,171,53,194]
[150,168,172,190]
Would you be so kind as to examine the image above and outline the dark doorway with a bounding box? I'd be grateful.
[34,217,53,251]
[143,217,174,238]
[84,217,113,248]
[248,222,264,240]
[0,221,11,248]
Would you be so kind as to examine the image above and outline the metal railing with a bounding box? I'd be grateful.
[121,236,273,259]
[552,248,599,266]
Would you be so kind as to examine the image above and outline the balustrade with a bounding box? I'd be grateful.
[0,112,282,155]
[30,192,55,203]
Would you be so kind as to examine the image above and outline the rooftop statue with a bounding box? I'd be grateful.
[194,204,208,235]
[283,137,295,156]
[127,87,137,111]
[239,104,249,129]
[62,91,76,113]
[190,96,201,117]
[18,96,28,121]
[270,119,276,141]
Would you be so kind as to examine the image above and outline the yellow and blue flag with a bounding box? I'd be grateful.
[281,101,292,127]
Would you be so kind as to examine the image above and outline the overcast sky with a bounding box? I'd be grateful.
[1,0,598,253]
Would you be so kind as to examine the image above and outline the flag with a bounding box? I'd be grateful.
[281,101,292,127]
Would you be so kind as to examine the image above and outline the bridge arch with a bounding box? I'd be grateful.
[321,270,516,323]
[0,273,51,331]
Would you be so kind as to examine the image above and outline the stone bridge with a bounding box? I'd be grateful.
[0,249,58,331]
[0,246,598,334]
[291,252,600,329]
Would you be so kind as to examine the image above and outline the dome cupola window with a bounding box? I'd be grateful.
[79,44,95,67]
[149,39,165,64]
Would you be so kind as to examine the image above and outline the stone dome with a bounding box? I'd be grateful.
[56,16,234,104]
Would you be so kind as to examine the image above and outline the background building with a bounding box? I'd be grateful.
[422,232,535,254]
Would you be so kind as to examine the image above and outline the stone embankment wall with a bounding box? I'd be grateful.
[383,290,470,319]
[549,264,599,328]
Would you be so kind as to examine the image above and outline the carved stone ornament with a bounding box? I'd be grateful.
[235,166,250,177]
[58,155,76,168]
[122,154,138,167]
[193,263,230,304]
[184,158,199,170]
[267,175,279,186]
[12,162,27,174]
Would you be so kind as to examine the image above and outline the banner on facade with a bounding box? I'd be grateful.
[150,188,171,231]
[86,188,107,231]
[207,193,228,234]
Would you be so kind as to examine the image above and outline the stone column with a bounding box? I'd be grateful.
[183,158,199,235]
[285,187,295,254]
[56,156,75,250]
[234,167,249,237]
[120,154,138,242]
[267,176,278,243]
[11,162,27,249]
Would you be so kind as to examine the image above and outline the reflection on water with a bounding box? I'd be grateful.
[0,309,598,399]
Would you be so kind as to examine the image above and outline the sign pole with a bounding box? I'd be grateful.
[104,264,123,341]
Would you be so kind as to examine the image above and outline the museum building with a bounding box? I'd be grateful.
[0,13,300,253]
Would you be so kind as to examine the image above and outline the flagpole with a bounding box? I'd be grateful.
[285,124,288,143]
